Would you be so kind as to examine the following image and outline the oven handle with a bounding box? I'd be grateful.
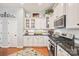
[49,40,55,47]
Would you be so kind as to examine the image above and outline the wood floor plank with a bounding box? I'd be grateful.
[0,47,49,56]
[32,47,48,56]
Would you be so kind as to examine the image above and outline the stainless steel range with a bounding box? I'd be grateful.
[48,38,57,56]
[48,33,75,56]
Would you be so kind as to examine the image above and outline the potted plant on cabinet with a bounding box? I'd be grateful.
[45,8,54,15]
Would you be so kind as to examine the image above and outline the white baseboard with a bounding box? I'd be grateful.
[17,46,23,48]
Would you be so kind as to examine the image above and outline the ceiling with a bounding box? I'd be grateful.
[23,3,54,12]
[0,3,54,13]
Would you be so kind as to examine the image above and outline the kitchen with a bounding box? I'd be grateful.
[0,3,79,56]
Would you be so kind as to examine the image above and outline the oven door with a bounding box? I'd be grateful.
[49,40,57,56]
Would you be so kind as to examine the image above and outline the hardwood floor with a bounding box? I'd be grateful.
[0,48,23,56]
[0,47,49,56]
[32,47,49,56]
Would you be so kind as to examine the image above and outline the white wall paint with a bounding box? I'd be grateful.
[17,8,24,48]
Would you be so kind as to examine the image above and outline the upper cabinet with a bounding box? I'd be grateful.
[53,3,79,29]
[66,3,79,28]
[24,13,47,30]
[53,3,66,20]
[53,4,66,28]
[24,18,35,29]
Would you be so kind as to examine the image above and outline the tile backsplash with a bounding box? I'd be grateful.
[55,28,79,38]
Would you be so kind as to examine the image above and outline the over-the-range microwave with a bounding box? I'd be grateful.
[54,15,66,28]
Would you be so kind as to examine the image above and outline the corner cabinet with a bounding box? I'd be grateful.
[57,45,71,56]
[66,3,79,28]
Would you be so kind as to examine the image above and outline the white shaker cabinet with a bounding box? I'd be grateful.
[57,45,71,56]
[8,20,17,47]
[55,4,65,18]
[52,3,66,29]
[35,18,46,29]
[8,34,17,47]
[53,3,65,20]
[35,18,40,29]
[0,20,2,47]
[23,36,48,47]
[24,36,34,46]
[1,18,8,48]
[0,20,2,33]
[49,15,55,29]
[25,17,46,29]
[66,3,79,28]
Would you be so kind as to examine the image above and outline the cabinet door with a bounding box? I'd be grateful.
[35,18,40,29]
[0,20,2,33]
[57,45,71,56]
[1,18,8,48]
[38,36,44,46]
[37,36,48,46]
[44,36,49,46]
[8,33,17,47]
[8,20,17,33]
[0,34,2,47]
[76,3,79,28]
[8,20,17,47]
[49,15,55,29]
[24,36,33,46]
[24,36,49,47]
[33,36,40,46]
[29,36,34,46]
[24,36,29,46]
[0,20,2,47]
[56,4,65,18]
[66,3,79,28]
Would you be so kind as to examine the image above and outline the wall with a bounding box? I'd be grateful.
[17,8,25,48]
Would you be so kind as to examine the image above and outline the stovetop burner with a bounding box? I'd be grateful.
[49,35,74,50]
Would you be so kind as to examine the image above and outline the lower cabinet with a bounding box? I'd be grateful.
[0,35,2,47]
[57,45,71,56]
[23,36,49,47]
[8,38,17,47]
[8,34,17,47]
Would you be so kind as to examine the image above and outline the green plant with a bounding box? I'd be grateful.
[45,8,54,14]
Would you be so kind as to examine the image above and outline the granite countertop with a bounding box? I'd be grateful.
[23,34,49,36]
[23,33,49,36]
[58,43,78,56]
[48,35,78,56]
